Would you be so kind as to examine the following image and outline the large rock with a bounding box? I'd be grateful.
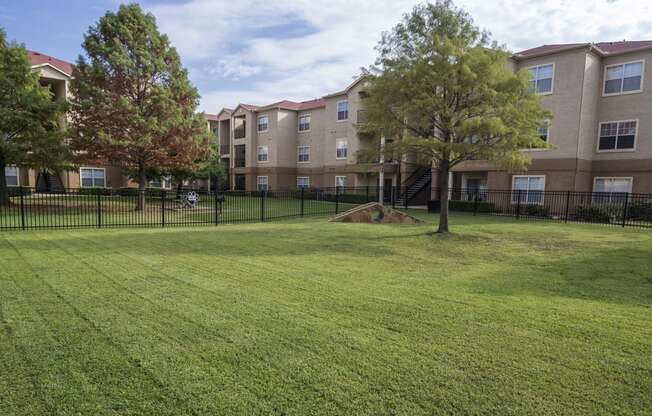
[329,202,423,224]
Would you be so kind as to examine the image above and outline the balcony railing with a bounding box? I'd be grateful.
[234,158,246,168]
[220,144,230,156]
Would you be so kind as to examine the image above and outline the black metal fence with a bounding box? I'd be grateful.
[430,187,652,229]
[0,187,378,231]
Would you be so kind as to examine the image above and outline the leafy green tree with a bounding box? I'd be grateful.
[163,141,227,194]
[69,4,210,210]
[360,1,550,233]
[0,28,68,205]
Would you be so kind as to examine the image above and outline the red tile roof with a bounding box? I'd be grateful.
[28,51,74,76]
[204,113,219,121]
[515,40,652,59]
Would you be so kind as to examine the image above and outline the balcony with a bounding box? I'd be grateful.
[356,109,367,124]
[234,158,246,168]
[220,144,230,156]
[233,127,246,139]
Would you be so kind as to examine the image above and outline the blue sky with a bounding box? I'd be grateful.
[3,0,652,112]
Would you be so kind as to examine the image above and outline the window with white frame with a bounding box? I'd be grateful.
[337,100,349,121]
[336,139,348,159]
[298,114,311,132]
[297,176,310,188]
[604,61,643,95]
[297,145,310,162]
[257,176,268,191]
[538,121,550,143]
[528,64,554,94]
[149,176,172,189]
[593,177,632,204]
[80,167,106,188]
[5,166,18,186]
[257,115,269,132]
[598,120,637,151]
[512,175,545,205]
[335,176,347,189]
[257,145,269,162]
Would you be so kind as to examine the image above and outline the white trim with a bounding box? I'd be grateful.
[335,175,347,188]
[526,62,555,95]
[257,114,269,132]
[511,175,546,205]
[298,113,311,133]
[297,145,310,163]
[596,119,638,153]
[336,100,349,122]
[335,139,348,160]
[4,165,19,187]
[256,175,269,191]
[79,167,106,188]
[30,63,72,78]
[602,59,645,97]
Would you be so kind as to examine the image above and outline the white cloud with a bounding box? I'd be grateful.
[143,0,652,112]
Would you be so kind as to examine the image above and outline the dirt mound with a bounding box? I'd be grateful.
[330,202,423,224]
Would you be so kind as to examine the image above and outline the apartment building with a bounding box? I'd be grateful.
[216,77,405,192]
[448,40,652,199]
[7,50,216,191]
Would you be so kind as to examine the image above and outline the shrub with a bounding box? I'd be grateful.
[627,202,652,221]
[77,187,112,196]
[575,206,613,223]
[521,204,550,218]
[449,200,495,213]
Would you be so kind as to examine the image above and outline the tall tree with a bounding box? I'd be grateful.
[69,4,210,210]
[0,28,68,205]
[360,1,550,233]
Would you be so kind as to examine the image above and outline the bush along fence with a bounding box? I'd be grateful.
[0,187,379,231]
[424,188,652,229]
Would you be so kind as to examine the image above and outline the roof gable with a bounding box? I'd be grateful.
[28,51,74,76]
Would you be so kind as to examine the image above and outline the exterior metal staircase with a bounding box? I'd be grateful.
[395,168,432,206]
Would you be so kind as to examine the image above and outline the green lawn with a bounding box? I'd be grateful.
[1,214,651,415]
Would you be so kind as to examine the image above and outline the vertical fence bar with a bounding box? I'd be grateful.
[516,190,521,220]
[564,190,571,223]
[97,192,102,228]
[473,193,479,216]
[622,193,629,227]
[261,190,266,222]
[214,191,219,225]
[335,187,340,214]
[404,189,409,210]
[366,186,370,203]
[391,186,396,209]
[19,186,25,230]
[300,187,305,217]
[161,190,166,227]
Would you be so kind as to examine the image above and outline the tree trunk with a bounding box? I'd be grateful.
[437,159,450,234]
[136,164,146,211]
[0,156,9,207]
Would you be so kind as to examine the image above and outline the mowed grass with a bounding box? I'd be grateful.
[0,214,651,415]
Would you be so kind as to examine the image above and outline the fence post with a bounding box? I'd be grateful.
[19,186,25,230]
[261,190,266,222]
[97,192,102,228]
[391,186,396,209]
[214,191,219,225]
[622,193,629,227]
[516,190,521,220]
[335,187,340,214]
[473,193,479,216]
[161,190,166,227]
[366,185,370,203]
[564,190,571,223]
[300,187,305,217]
[404,188,409,210]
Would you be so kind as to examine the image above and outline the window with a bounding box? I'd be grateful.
[5,166,18,187]
[257,115,269,132]
[297,176,310,188]
[212,127,219,138]
[593,177,633,204]
[512,175,545,205]
[335,176,347,190]
[298,114,311,132]
[337,100,348,121]
[538,121,550,143]
[528,64,554,94]
[598,120,637,151]
[80,167,105,188]
[257,145,269,162]
[297,145,310,162]
[149,176,172,189]
[604,61,643,95]
[257,176,268,191]
[336,139,348,159]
